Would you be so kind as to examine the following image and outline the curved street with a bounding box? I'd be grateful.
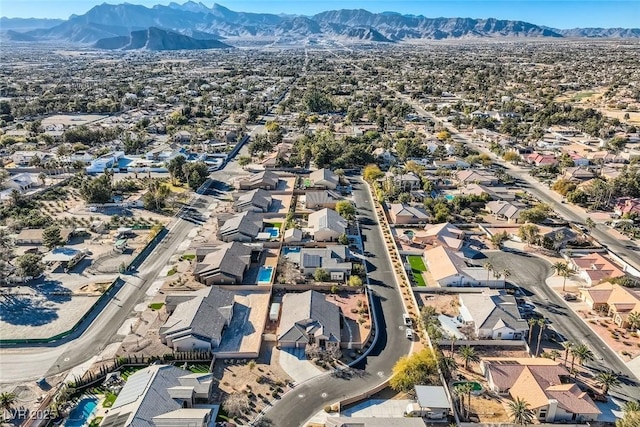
[261,176,412,426]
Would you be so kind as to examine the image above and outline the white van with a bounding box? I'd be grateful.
[405,328,414,340]
[403,313,412,326]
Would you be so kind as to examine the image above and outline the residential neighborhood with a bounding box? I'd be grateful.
[1,4,640,427]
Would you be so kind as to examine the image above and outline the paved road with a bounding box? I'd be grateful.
[477,249,640,402]
[261,177,412,426]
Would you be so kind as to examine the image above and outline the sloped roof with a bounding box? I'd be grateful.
[161,286,235,345]
[219,211,261,239]
[308,208,347,235]
[459,291,525,331]
[234,188,272,210]
[306,190,342,206]
[278,290,341,344]
[572,253,625,282]
[424,245,468,282]
[194,242,253,281]
[309,168,338,186]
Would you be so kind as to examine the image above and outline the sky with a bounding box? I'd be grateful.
[1,0,639,29]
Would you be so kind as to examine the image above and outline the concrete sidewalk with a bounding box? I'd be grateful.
[278,347,322,383]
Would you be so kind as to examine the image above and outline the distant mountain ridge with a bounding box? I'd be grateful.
[3,1,640,45]
[94,26,231,50]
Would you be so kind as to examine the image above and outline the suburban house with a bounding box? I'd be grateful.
[145,144,182,161]
[526,153,558,167]
[42,247,86,269]
[238,170,280,190]
[217,211,262,242]
[393,173,422,191]
[3,173,38,191]
[283,228,304,243]
[233,189,272,213]
[100,365,218,427]
[305,190,343,210]
[15,227,74,246]
[486,200,524,224]
[481,358,600,423]
[539,226,578,250]
[193,242,255,285]
[433,159,470,169]
[308,208,347,242]
[388,203,430,225]
[405,385,451,420]
[458,290,527,339]
[294,246,352,281]
[579,283,640,329]
[11,150,53,166]
[455,169,499,186]
[424,246,477,287]
[412,222,464,250]
[561,166,595,182]
[86,151,125,174]
[160,287,235,352]
[614,197,640,217]
[308,168,339,190]
[277,290,341,349]
[173,130,192,143]
[570,252,626,286]
[460,183,516,201]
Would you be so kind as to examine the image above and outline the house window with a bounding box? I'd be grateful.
[497,332,502,338]
[539,410,546,419]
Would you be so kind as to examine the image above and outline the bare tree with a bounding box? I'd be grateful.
[223,392,250,419]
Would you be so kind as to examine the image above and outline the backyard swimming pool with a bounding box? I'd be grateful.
[64,397,98,427]
[444,194,455,201]
[257,266,274,284]
[282,247,301,256]
[264,227,280,238]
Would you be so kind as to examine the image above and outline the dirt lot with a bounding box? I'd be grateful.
[419,293,459,317]
[467,394,510,423]
[329,292,371,347]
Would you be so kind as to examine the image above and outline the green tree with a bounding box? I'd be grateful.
[348,275,363,287]
[0,392,17,417]
[459,345,479,371]
[166,155,186,184]
[184,161,209,190]
[389,349,439,392]
[42,225,63,250]
[617,401,640,427]
[527,319,537,347]
[490,231,509,249]
[518,224,540,247]
[80,175,113,204]
[237,156,251,167]
[338,233,349,245]
[595,371,620,395]
[314,268,330,282]
[363,164,384,182]
[570,343,594,371]
[627,311,640,330]
[16,253,44,279]
[335,200,356,219]
[503,151,521,164]
[508,397,534,426]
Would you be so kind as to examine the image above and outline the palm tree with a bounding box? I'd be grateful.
[508,397,535,426]
[502,269,511,287]
[562,341,574,366]
[440,355,458,378]
[484,262,493,286]
[459,345,480,371]
[453,384,468,419]
[627,311,640,331]
[622,400,640,414]
[571,343,595,372]
[527,318,537,346]
[553,262,570,292]
[595,371,620,395]
[549,350,561,361]
[0,392,17,417]
[585,218,596,230]
[535,318,547,356]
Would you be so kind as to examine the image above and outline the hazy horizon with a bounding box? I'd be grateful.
[1,0,639,29]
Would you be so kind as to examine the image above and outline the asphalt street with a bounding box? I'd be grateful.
[261,177,412,427]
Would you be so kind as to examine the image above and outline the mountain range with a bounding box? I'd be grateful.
[2,1,640,49]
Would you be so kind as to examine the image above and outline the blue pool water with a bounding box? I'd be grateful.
[65,398,98,427]
[444,194,455,201]
[282,247,301,256]
[264,227,279,238]
[257,266,274,284]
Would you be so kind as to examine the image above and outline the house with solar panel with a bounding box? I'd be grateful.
[99,365,218,427]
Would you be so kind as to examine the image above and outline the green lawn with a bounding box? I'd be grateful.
[89,417,103,427]
[187,364,210,373]
[167,267,177,276]
[265,222,283,230]
[148,302,165,310]
[407,255,427,287]
[573,91,596,101]
[180,254,196,261]
[121,367,144,381]
[102,393,117,408]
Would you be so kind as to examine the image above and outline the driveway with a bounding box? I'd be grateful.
[278,347,322,383]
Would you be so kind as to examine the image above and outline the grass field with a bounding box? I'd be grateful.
[148,302,165,310]
[407,255,427,287]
